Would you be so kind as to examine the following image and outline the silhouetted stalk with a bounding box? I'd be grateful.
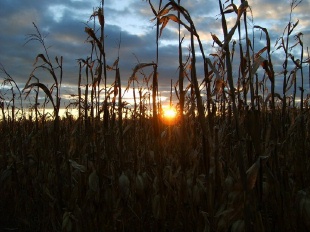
[189,27,208,170]
[90,64,95,119]
[218,0,239,132]
[297,33,304,110]
[133,80,137,118]
[152,0,162,138]
[87,2,107,124]
[236,8,247,106]
[85,59,89,124]
[0,64,24,116]
[242,0,255,108]
[163,0,210,173]
[282,2,293,114]
[78,61,82,119]
[0,100,5,122]
[255,25,275,111]
[35,88,39,129]
[308,47,310,90]
[219,0,251,229]
[98,2,104,119]
[23,23,64,209]
[88,17,96,120]
[255,73,260,111]
[169,79,172,106]
[177,0,184,123]
[10,89,15,124]
[116,45,123,159]
[139,89,144,127]
[54,56,63,209]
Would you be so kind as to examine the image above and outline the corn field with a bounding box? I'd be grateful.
[0,0,310,231]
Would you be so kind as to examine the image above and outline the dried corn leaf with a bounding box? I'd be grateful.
[211,33,223,47]
[237,1,249,19]
[23,82,56,112]
[213,78,225,95]
[251,55,265,77]
[157,7,173,19]
[246,156,268,191]
[62,212,73,232]
[84,27,96,40]
[231,220,245,232]
[246,158,260,190]
[135,174,144,196]
[123,123,132,136]
[119,172,130,198]
[152,194,166,220]
[285,70,297,92]
[130,63,155,80]
[88,170,99,192]
[296,190,310,230]
[33,54,50,66]
[69,159,86,172]
[224,4,237,14]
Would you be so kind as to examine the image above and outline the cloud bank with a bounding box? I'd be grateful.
[0,0,309,112]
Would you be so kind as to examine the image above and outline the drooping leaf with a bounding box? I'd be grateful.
[84,27,96,40]
[255,46,267,58]
[148,0,158,18]
[251,55,265,77]
[254,26,271,53]
[224,4,237,14]
[23,82,56,111]
[159,16,170,36]
[211,33,223,47]
[285,70,297,92]
[289,19,299,35]
[33,54,50,67]
[130,63,155,80]
[112,57,119,68]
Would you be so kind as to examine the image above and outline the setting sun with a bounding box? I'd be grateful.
[161,106,179,125]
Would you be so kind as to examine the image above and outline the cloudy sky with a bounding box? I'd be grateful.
[0,0,309,114]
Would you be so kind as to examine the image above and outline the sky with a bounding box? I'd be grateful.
[0,0,309,115]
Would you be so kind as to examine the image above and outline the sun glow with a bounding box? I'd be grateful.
[161,105,179,125]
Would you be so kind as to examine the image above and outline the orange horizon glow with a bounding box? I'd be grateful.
[161,105,179,126]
